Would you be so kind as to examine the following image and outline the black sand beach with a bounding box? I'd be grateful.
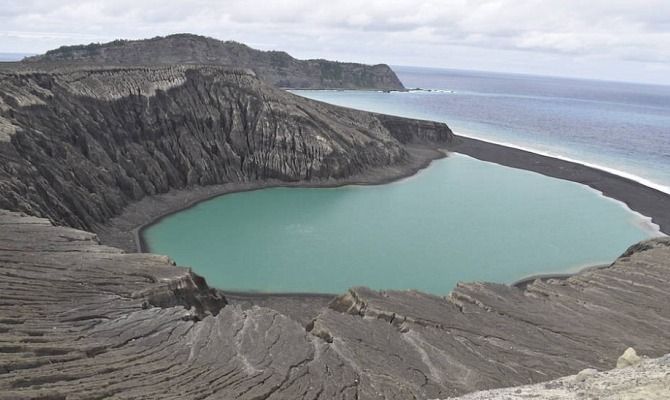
[451,136,670,235]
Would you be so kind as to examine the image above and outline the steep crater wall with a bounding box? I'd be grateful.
[0,65,451,230]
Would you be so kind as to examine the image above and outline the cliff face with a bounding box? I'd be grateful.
[0,64,450,230]
[1,210,669,399]
[23,34,406,90]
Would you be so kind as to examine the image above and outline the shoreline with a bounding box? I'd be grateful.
[136,147,446,253]
[96,134,670,297]
[95,145,447,253]
[450,135,670,235]
[510,264,609,290]
[452,151,663,236]
[454,130,670,195]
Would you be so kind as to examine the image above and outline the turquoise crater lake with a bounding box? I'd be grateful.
[143,154,658,294]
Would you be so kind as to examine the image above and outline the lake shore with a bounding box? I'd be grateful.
[450,135,670,235]
[95,133,670,297]
[95,145,448,253]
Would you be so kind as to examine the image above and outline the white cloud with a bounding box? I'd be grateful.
[0,0,668,83]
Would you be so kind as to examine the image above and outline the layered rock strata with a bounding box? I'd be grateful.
[1,210,669,399]
[0,64,450,231]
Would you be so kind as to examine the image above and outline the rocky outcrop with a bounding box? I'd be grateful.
[309,237,670,398]
[447,353,670,400]
[1,210,669,399]
[0,64,451,231]
[23,34,406,90]
[617,347,643,369]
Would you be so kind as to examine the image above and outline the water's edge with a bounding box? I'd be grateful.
[102,134,670,297]
[450,136,669,235]
[455,130,670,195]
[135,147,447,253]
[96,145,447,253]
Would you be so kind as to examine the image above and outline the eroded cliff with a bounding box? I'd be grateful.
[0,64,451,230]
[23,34,406,90]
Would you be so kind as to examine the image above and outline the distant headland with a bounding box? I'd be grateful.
[23,33,406,91]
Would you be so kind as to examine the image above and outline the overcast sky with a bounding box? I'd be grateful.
[1,0,669,85]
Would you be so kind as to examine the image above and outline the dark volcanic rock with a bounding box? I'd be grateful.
[23,34,406,90]
[1,210,669,399]
[0,64,451,230]
[2,49,670,400]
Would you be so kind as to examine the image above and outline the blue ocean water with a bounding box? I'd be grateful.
[293,66,670,192]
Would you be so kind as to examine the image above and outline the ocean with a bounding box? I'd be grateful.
[295,66,670,193]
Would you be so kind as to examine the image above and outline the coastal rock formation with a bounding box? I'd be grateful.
[0,64,451,230]
[1,210,669,399]
[23,34,406,90]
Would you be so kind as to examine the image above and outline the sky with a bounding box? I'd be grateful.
[1,0,669,85]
